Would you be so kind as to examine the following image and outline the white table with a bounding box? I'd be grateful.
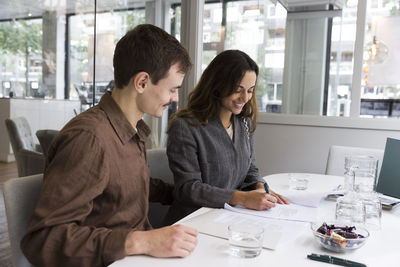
[110,173,400,267]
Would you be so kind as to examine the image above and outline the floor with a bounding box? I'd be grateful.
[0,162,18,267]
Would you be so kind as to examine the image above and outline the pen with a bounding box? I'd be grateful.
[264,183,270,194]
[307,253,367,267]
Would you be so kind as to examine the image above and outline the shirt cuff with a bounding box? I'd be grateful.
[221,189,236,207]
[102,228,131,266]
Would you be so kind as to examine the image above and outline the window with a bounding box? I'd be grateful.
[0,19,43,98]
[69,9,145,102]
[171,4,182,41]
[0,0,178,104]
[361,0,400,117]
[327,1,358,116]
[197,0,399,118]
[202,0,287,113]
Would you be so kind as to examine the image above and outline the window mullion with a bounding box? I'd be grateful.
[350,0,367,118]
[180,0,204,108]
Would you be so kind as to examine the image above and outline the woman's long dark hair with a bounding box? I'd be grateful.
[172,49,259,132]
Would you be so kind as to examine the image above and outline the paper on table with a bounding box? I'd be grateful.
[224,203,317,222]
[181,208,308,250]
[279,189,327,207]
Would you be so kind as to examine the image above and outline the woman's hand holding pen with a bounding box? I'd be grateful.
[269,190,290,204]
[255,182,290,205]
[229,182,290,210]
[229,190,277,210]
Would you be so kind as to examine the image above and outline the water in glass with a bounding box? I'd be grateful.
[335,193,366,225]
[228,224,263,258]
[344,156,378,194]
[360,192,382,230]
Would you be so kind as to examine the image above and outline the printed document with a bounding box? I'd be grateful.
[181,208,308,250]
[224,203,317,222]
[279,189,327,207]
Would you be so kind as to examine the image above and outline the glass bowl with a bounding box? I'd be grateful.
[310,222,369,253]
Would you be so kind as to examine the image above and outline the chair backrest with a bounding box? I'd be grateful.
[146,148,174,228]
[2,174,43,267]
[325,145,384,177]
[36,130,59,158]
[5,117,45,177]
[147,148,174,184]
[5,117,35,153]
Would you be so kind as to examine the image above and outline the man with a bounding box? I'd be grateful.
[21,24,198,267]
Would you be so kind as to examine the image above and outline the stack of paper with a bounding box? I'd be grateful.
[276,190,328,207]
[181,208,309,250]
[224,203,317,222]
[181,191,322,250]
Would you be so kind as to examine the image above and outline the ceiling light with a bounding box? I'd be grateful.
[365,36,389,65]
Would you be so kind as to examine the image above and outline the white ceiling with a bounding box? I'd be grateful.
[0,0,150,21]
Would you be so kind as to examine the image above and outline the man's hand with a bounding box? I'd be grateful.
[229,190,277,210]
[125,225,198,258]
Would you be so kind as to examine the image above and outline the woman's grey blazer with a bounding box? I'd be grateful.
[165,115,265,224]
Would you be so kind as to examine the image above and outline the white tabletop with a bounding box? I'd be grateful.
[110,173,400,267]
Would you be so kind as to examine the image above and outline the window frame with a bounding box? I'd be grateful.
[180,0,400,131]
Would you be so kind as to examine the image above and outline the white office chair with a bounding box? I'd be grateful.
[325,145,384,177]
[2,174,43,267]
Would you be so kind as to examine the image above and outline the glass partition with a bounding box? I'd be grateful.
[69,7,146,103]
[327,1,358,116]
[283,1,358,116]
[0,0,180,113]
[0,18,43,98]
[202,0,287,113]
[360,0,400,117]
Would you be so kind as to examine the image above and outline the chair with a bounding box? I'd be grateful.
[147,148,174,228]
[73,84,93,113]
[2,174,43,267]
[5,117,45,177]
[36,130,59,158]
[325,145,384,177]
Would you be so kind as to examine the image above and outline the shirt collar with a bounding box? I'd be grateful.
[98,92,151,144]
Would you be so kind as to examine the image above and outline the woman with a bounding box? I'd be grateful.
[165,50,289,224]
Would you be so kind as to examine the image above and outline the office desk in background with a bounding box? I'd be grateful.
[110,173,400,267]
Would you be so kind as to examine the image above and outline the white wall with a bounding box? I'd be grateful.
[254,114,400,176]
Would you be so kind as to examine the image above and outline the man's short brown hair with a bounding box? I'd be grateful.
[113,24,191,89]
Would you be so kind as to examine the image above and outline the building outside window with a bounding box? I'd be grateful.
[202,0,287,113]
[69,9,145,103]
[0,19,43,98]
[1,0,399,119]
[360,0,400,117]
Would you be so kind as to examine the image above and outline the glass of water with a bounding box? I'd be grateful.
[335,193,366,225]
[228,224,264,258]
[344,155,378,194]
[288,173,309,190]
[360,192,382,231]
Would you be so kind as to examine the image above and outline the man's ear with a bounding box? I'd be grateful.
[132,72,150,93]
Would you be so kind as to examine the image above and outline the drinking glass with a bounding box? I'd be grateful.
[228,224,264,258]
[288,173,309,190]
[344,156,378,194]
[360,192,382,230]
[335,193,366,225]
